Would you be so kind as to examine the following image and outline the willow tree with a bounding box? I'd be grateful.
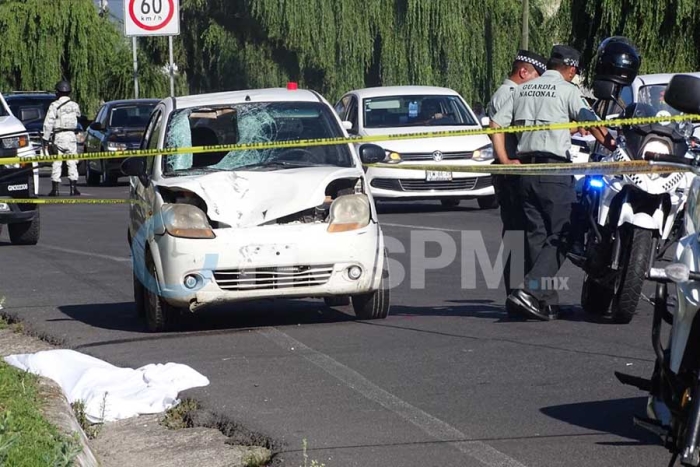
[0,0,171,115]
[145,0,561,106]
[557,0,700,79]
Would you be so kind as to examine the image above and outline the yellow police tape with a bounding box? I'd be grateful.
[0,198,140,206]
[4,113,699,167]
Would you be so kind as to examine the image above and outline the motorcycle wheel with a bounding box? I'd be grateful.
[611,227,653,324]
[581,275,613,316]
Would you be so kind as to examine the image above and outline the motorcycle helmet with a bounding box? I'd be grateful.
[55,80,71,94]
[594,36,641,86]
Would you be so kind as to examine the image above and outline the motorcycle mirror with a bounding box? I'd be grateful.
[665,75,700,115]
[665,263,691,283]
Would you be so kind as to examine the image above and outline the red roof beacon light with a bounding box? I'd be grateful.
[287,82,298,90]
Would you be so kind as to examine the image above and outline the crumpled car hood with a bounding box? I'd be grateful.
[156,166,363,228]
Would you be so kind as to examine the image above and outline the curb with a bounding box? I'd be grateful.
[39,377,100,467]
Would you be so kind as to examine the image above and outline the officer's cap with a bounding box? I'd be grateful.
[514,50,547,76]
[549,45,582,71]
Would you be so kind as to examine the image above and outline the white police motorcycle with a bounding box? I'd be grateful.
[615,74,700,467]
[575,79,693,324]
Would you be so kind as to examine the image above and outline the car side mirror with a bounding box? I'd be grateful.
[121,157,148,184]
[358,144,386,164]
[343,121,358,134]
[666,74,700,115]
[90,121,104,131]
[480,116,490,127]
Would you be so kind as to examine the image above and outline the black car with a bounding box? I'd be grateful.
[84,99,158,186]
[4,91,88,175]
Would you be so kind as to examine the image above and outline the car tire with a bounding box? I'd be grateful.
[440,199,461,208]
[105,172,119,186]
[144,253,181,332]
[8,211,40,245]
[477,195,499,210]
[133,269,146,317]
[351,251,390,320]
[86,163,100,186]
[324,296,351,307]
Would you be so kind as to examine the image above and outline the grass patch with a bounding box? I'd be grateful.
[160,398,200,430]
[0,361,81,466]
[71,399,104,440]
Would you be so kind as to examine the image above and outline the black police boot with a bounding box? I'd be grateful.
[48,181,60,197]
[69,181,81,196]
[507,290,549,321]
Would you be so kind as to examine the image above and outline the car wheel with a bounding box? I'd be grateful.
[144,253,181,332]
[8,210,40,245]
[133,269,146,317]
[105,172,119,186]
[86,163,100,186]
[351,251,390,320]
[440,199,461,208]
[477,195,499,210]
[324,296,350,307]
[78,160,86,176]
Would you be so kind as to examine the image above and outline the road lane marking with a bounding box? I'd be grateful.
[39,244,131,263]
[380,222,465,233]
[259,327,527,467]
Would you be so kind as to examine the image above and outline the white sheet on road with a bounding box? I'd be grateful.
[4,349,210,423]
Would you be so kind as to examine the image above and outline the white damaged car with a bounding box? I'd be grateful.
[123,86,391,332]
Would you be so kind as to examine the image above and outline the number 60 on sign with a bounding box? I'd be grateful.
[124,0,180,36]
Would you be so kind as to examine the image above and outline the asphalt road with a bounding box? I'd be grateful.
[0,175,673,467]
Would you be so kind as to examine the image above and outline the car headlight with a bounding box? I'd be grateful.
[472,145,494,161]
[383,150,402,164]
[328,194,371,233]
[1,134,29,149]
[161,204,215,239]
[107,141,128,151]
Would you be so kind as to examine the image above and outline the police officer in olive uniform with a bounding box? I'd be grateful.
[43,80,82,197]
[487,50,547,310]
[491,45,617,321]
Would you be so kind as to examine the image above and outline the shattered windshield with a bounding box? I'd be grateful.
[362,95,476,128]
[637,85,682,116]
[163,102,353,175]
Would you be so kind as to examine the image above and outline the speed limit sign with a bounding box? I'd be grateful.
[124,0,180,36]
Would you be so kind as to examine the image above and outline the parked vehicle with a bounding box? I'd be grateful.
[0,92,40,245]
[84,99,158,185]
[574,78,692,324]
[4,91,87,175]
[334,86,497,209]
[616,74,700,467]
[122,85,390,332]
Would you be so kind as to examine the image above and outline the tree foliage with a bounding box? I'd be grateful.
[160,0,558,105]
[0,0,171,115]
[556,0,700,80]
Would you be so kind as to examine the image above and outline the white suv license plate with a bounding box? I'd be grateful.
[426,171,452,182]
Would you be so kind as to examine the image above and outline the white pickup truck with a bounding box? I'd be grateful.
[0,92,40,245]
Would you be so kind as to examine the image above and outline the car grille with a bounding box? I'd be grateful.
[399,151,474,161]
[371,176,493,192]
[214,265,334,291]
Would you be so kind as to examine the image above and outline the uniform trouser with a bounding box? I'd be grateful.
[519,171,576,306]
[51,160,79,182]
[493,174,529,297]
[51,137,79,183]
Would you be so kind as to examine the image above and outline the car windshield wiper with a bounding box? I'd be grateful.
[233,161,333,171]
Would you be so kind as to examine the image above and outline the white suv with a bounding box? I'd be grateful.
[123,85,391,332]
[0,92,40,245]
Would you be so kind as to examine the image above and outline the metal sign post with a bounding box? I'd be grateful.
[132,37,139,99]
[168,36,175,97]
[124,0,181,98]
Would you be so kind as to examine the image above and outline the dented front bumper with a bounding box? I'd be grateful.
[152,221,383,311]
